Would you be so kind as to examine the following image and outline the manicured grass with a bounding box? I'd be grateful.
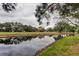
[0,32,55,37]
[0,32,74,37]
[38,36,79,56]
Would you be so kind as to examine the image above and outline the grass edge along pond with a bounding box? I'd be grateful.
[38,36,79,56]
[0,32,74,38]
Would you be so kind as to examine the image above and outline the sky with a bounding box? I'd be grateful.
[0,3,59,28]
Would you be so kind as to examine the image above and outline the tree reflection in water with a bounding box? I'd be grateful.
[0,35,60,45]
[0,36,39,44]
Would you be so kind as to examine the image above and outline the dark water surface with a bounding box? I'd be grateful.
[0,36,55,56]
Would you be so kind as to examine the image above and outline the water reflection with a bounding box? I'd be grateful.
[0,36,37,44]
[0,36,55,56]
[0,36,55,45]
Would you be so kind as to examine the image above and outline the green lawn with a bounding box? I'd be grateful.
[0,32,74,37]
[0,32,52,37]
[38,36,79,56]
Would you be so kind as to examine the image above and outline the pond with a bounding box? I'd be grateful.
[0,36,56,56]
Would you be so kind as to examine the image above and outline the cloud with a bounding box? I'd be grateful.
[0,3,39,26]
[0,3,58,28]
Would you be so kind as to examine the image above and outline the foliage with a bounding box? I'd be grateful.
[35,3,79,26]
[37,26,45,32]
[75,27,79,33]
[52,21,76,32]
[2,3,17,12]
[35,3,50,25]
[0,22,39,32]
[46,28,53,32]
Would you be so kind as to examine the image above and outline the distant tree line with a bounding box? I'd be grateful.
[0,22,45,32]
[0,21,78,33]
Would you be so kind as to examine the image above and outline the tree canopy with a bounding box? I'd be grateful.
[35,3,79,26]
[52,21,76,32]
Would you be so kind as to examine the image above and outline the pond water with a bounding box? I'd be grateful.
[0,36,56,56]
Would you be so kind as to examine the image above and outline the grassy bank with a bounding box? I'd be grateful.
[38,36,79,56]
[0,32,74,38]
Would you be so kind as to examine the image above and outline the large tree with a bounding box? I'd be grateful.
[52,21,76,32]
[35,3,79,27]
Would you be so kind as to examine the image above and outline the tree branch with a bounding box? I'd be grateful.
[65,17,79,27]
